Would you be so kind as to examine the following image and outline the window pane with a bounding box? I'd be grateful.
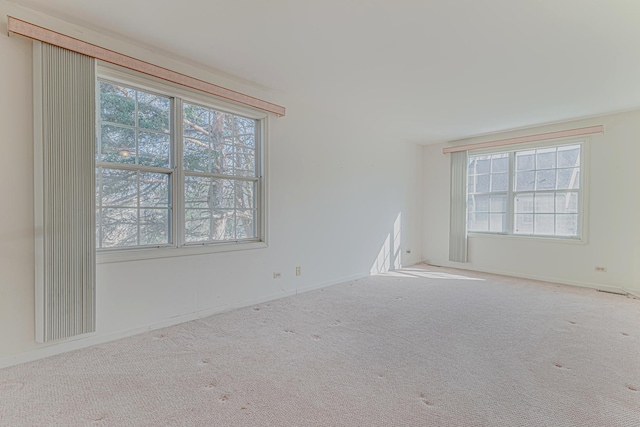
[515,171,535,191]
[491,173,508,192]
[139,131,170,168]
[211,179,236,208]
[140,209,169,245]
[212,210,235,240]
[235,147,256,177]
[491,154,508,173]
[99,81,135,126]
[101,208,137,247]
[184,176,210,209]
[489,213,505,232]
[100,168,137,207]
[558,145,580,168]
[100,124,135,163]
[139,173,169,207]
[238,133,255,149]
[212,111,236,139]
[534,193,554,213]
[184,176,235,209]
[235,181,255,210]
[534,214,555,235]
[476,174,490,192]
[469,212,489,232]
[185,209,211,242]
[475,158,490,174]
[556,214,578,236]
[536,147,556,169]
[236,210,256,238]
[515,194,533,214]
[211,143,235,175]
[556,192,578,214]
[183,105,212,141]
[184,103,211,127]
[183,138,210,173]
[516,150,535,171]
[137,91,170,132]
[471,194,489,212]
[535,169,556,190]
[234,116,256,136]
[557,168,580,190]
[490,195,506,213]
[514,214,533,234]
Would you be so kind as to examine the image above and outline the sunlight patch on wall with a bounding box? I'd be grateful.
[370,213,402,275]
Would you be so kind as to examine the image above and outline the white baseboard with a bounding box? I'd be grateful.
[294,272,369,295]
[0,272,369,369]
[422,259,629,295]
[626,288,640,299]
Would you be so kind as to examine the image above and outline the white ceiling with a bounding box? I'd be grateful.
[10,0,640,144]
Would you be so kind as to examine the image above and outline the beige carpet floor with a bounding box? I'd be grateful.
[1,265,639,426]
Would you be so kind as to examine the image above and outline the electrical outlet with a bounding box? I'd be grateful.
[296,266,302,276]
[595,266,607,272]
[273,272,281,279]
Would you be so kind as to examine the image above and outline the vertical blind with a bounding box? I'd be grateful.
[34,42,96,342]
[449,150,468,263]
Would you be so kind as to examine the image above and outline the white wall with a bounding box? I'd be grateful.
[0,3,423,365]
[423,110,640,295]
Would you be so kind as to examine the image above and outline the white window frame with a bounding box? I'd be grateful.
[96,64,269,263]
[467,137,588,243]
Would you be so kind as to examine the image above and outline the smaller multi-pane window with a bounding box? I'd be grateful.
[467,143,582,238]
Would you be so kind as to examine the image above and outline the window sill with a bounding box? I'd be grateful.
[97,241,268,264]
[468,232,587,245]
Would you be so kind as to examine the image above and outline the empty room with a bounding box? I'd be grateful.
[1,0,639,425]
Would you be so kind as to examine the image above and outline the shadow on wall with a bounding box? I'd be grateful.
[370,213,402,275]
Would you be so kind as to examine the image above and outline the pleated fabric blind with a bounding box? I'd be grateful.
[449,150,468,263]
[34,42,96,343]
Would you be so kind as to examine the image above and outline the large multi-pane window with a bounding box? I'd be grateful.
[96,75,264,251]
[467,143,582,238]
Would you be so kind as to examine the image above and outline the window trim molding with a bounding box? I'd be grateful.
[467,136,589,243]
[95,64,270,263]
[444,125,602,154]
